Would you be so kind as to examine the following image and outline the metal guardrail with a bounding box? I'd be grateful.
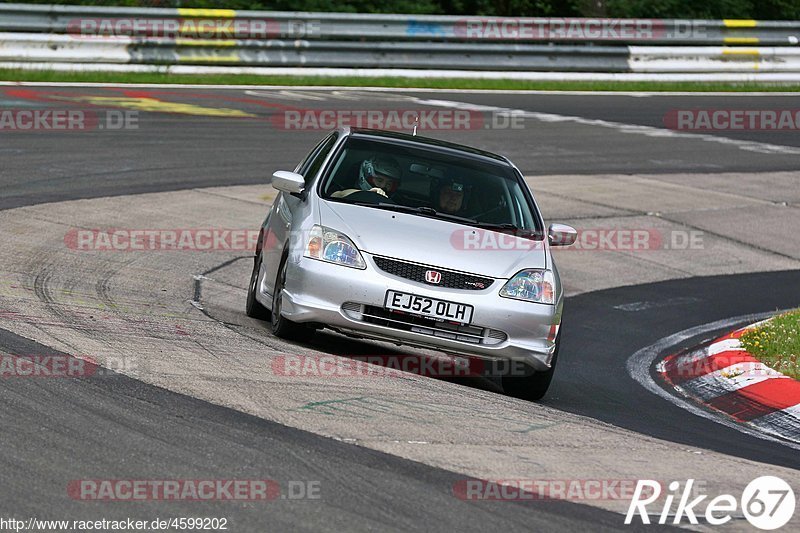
[0,3,798,75]
[1,3,798,45]
[0,33,632,71]
[5,33,800,73]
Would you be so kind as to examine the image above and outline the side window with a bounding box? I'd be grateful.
[299,132,338,186]
[294,136,328,174]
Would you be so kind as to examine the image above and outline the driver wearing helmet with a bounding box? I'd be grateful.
[331,155,402,198]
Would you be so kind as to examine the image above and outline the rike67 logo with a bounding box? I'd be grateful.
[625,477,795,530]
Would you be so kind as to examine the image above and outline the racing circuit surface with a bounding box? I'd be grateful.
[1,85,799,530]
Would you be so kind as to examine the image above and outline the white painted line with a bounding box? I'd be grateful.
[1,81,799,97]
[748,403,800,443]
[244,89,331,101]
[3,61,800,82]
[414,96,800,155]
[708,338,742,355]
[6,78,795,155]
[681,361,786,401]
[782,403,800,417]
[612,297,703,312]
[625,309,800,450]
[662,345,713,373]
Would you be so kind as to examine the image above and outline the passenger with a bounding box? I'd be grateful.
[435,177,468,214]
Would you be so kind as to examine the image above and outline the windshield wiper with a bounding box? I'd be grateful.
[397,205,479,225]
[353,202,479,225]
[351,202,539,235]
[472,223,543,239]
[472,222,519,230]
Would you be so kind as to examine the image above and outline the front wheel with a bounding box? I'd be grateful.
[502,330,561,401]
[271,255,313,342]
[245,253,271,320]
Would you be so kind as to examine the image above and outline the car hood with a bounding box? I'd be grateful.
[318,200,546,279]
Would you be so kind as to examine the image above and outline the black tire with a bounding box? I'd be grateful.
[502,330,561,401]
[271,255,313,341]
[245,253,271,320]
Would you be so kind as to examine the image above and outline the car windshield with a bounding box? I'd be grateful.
[320,136,542,234]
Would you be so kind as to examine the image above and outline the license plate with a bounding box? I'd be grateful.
[385,290,473,324]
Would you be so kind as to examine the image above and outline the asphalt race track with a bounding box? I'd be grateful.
[556,270,800,468]
[0,327,637,531]
[3,86,800,209]
[1,84,799,531]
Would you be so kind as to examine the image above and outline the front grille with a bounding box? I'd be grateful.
[341,303,507,346]
[372,256,494,291]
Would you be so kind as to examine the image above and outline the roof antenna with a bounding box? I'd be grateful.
[412,115,419,136]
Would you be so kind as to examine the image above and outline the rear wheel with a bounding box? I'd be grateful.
[502,330,561,401]
[245,253,270,320]
[271,255,313,341]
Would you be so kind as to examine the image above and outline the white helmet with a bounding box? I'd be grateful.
[359,156,402,194]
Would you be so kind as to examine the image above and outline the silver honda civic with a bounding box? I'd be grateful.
[246,127,576,400]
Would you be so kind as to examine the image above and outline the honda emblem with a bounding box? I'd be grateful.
[425,270,442,284]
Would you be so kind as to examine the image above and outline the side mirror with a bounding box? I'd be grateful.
[272,171,306,199]
[548,223,577,247]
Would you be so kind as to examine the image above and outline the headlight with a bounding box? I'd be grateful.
[499,269,555,304]
[304,225,366,269]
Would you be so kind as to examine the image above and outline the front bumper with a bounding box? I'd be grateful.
[273,253,561,371]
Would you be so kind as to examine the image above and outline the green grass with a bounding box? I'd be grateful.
[1,68,800,92]
[740,309,800,380]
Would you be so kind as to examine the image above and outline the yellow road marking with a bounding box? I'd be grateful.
[175,39,237,47]
[722,48,760,56]
[48,95,256,118]
[723,19,757,28]
[723,37,759,44]
[177,8,236,18]
[176,53,241,63]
